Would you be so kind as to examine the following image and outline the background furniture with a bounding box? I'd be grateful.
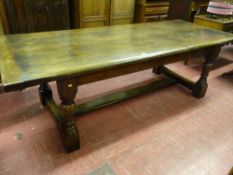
[0,19,2,34]
[167,0,192,21]
[0,0,9,33]
[134,0,210,23]
[134,0,170,23]
[70,0,135,28]
[0,0,70,34]
[0,0,212,33]
[168,0,210,21]
[0,5,4,34]
[24,0,70,32]
[190,1,233,68]
[194,0,233,33]
[191,0,209,19]
[194,15,233,32]
[207,1,233,16]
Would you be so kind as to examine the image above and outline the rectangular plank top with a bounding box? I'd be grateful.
[1,20,233,91]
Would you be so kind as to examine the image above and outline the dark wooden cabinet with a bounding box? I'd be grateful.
[1,0,136,33]
[168,0,210,22]
[2,0,69,34]
[168,0,192,21]
[0,15,4,34]
[24,0,69,32]
[0,0,9,33]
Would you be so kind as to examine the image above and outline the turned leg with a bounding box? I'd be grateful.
[152,46,221,98]
[192,47,221,98]
[153,66,163,75]
[39,81,80,152]
[56,79,80,152]
[39,83,53,106]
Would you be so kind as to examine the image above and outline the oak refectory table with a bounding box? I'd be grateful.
[0,20,233,152]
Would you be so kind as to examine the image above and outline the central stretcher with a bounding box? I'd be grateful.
[0,20,233,152]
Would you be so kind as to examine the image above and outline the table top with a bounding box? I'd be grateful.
[1,20,233,91]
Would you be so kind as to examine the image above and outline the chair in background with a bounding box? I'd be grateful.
[195,1,233,32]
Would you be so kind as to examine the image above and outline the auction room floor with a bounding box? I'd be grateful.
[0,46,232,175]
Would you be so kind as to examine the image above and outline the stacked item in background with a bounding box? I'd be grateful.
[207,0,233,19]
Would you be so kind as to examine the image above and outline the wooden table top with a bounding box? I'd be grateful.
[1,20,233,91]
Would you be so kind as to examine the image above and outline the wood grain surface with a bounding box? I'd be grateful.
[1,20,233,91]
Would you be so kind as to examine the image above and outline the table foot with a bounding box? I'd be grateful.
[153,66,163,75]
[59,104,80,152]
[184,58,189,65]
[192,46,221,98]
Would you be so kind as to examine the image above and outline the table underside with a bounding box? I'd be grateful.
[38,45,221,152]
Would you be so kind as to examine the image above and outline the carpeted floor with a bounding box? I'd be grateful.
[0,46,232,175]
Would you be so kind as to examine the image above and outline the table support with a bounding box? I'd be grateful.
[153,46,221,98]
[74,78,177,116]
[192,47,220,98]
[38,47,221,152]
[223,71,233,76]
[39,80,80,152]
[39,77,176,152]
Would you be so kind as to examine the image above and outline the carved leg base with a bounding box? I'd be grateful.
[39,83,80,152]
[59,104,80,152]
[184,58,189,65]
[58,121,80,152]
[192,80,208,98]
